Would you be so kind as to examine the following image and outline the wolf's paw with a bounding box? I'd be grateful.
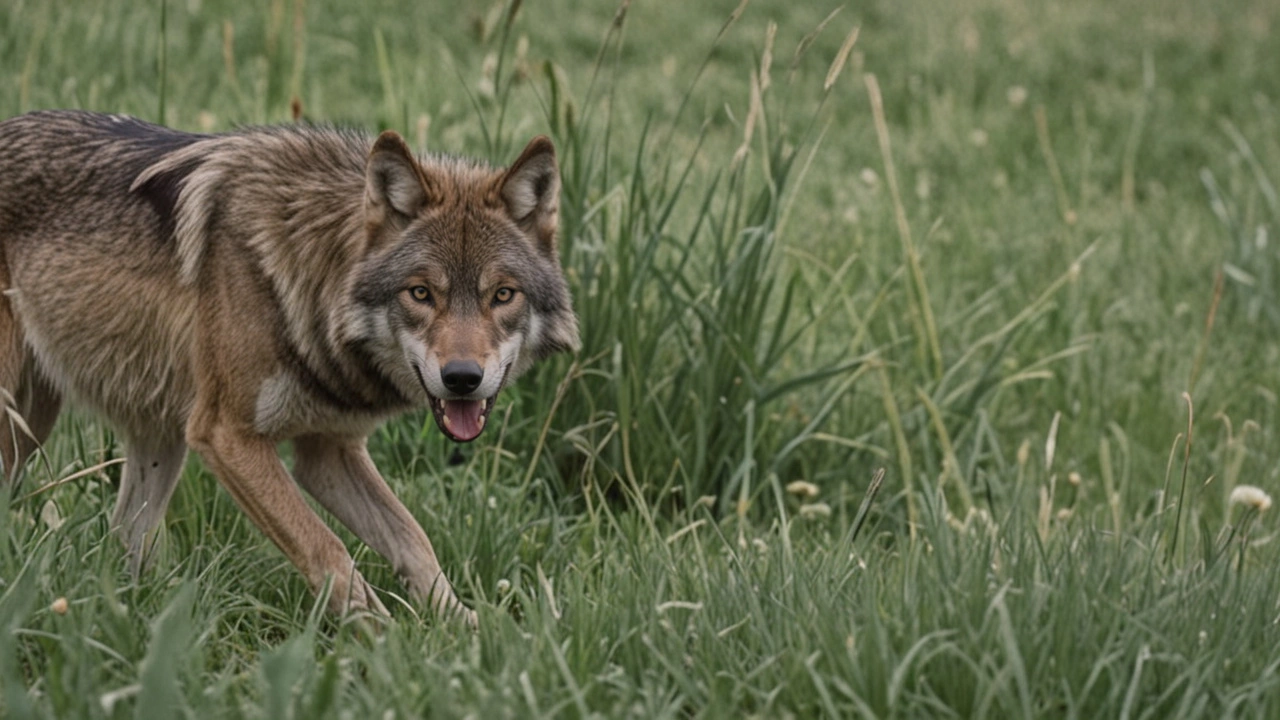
[457,605,479,631]
[329,572,390,619]
[335,575,393,638]
[429,593,478,630]
[353,576,391,617]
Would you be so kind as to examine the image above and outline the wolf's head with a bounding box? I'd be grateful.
[351,132,579,442]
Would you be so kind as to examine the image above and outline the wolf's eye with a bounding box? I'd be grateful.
[409,286,432,303]
[493,287,516,305]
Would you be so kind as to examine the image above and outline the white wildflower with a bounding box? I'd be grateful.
[785,480,820,499]
[798,502,832,519]
[1230,485,1272,512]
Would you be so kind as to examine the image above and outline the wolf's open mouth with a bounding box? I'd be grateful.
[426,394,495,443]
[414,364,511,443]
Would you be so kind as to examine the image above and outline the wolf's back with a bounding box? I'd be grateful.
[0,111,205,246]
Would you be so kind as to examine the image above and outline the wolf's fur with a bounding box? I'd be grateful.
[0,110,579,623]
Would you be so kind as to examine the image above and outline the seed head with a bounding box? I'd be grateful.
[798,502,832,519]
[1230,485,1272,512]
[786,480,820,499]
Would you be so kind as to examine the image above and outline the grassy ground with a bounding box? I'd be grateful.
[3,0,1280,716]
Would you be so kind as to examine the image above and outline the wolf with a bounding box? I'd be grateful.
[0,110,579,625]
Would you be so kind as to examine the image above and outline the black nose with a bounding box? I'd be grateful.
[441,360,484,394]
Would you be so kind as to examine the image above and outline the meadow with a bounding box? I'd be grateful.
[3,0,1280,716]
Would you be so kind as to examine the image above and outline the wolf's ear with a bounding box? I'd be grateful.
[366,131,429,221]
[500,136,559,253]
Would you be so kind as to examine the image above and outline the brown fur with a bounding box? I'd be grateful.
[0,110,580,625]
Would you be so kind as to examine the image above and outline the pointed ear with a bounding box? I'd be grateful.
[500,136,559,253]
[366,130,428,221]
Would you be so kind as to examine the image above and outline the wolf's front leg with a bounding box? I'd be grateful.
[187,421,389,618]
[291,434,475,626]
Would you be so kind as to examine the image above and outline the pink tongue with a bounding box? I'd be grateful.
[444,399,485,441]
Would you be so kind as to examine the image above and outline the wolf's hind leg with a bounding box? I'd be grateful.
[111,436,188,574]
[0,284,59,484]
[11,364,62,480]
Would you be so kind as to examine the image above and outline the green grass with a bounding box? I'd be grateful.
[4,0,1280,716]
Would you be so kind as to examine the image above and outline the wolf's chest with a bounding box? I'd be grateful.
[252,371,388,439]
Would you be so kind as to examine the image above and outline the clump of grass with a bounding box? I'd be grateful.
[496,2,877,512]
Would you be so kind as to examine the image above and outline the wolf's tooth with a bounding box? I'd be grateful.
[442,414,453,429]
[477,415,486,430]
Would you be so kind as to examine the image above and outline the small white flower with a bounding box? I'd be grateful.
[798,502,832,519]
[1230,485,1272,512]
[969,128,989,147]
[50,597,68,615]
[1007,85,1028,108]
[496,578,511,595]
[859,168,879,187]
[785,480,820,499]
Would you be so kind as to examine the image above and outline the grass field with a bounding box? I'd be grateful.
[3,0,1280,716]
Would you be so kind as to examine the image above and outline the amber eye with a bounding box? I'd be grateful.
[493,287,515,305]
[409,286,432,303]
